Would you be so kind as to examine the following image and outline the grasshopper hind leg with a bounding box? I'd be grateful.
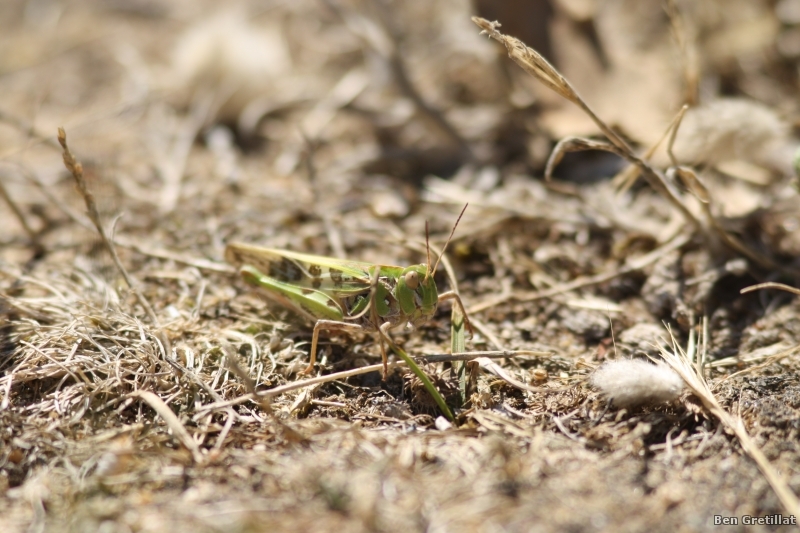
[301,320,365,375]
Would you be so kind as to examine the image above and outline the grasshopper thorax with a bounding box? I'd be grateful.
[395,264,438,327]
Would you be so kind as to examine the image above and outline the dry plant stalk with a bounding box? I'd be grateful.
[662,107,792,273]
[658,327,800,516]
[57,128,170,358]
[471,17,698,228]
[666,0,700,106]
[613,105,690,194]
[472,17,792,275]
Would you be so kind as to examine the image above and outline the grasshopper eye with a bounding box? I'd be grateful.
[404,270,420,290]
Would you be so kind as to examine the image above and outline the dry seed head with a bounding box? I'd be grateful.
[472,17,577,105]
[591,358,684,408]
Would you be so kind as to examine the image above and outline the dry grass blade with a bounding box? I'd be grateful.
[473,16,794,276]
[222,345,272,414]
[662,109,788,272]
[545,137,629,181]
[471,18,583,125]
[57,129,149,302]
[658,326,800,516]
[128,390,203,464]
[666,0,700,105]
[741,282,800,297]
[613,105,690,194]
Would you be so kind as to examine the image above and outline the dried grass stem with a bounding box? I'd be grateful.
[57,128,170,358]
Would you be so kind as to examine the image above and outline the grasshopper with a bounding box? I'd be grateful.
[225,205,472,376]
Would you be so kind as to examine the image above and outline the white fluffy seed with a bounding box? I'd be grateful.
[591,359,684,408]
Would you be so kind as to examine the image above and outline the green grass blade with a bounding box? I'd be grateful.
[387,341,455,422]
[451,298,467,406]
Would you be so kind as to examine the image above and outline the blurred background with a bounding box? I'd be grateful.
[2,0,798,224]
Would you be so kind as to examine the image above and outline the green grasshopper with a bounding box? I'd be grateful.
[225,205,472,376]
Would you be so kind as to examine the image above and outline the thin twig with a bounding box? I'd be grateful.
[741,282,800,297]
[193,350,536,416]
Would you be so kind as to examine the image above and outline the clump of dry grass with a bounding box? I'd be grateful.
[58,128,166,351]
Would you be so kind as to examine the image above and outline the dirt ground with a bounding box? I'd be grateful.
[2,1,800,531]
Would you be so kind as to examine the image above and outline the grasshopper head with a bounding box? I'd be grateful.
[397,204,468,328]
[396,264,438,327]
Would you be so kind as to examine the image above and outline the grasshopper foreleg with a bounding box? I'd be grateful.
[302,320,365,375]
[378,321,396,379]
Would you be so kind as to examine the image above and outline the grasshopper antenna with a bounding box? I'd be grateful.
[429,203,468,280]
[424,220,432,280]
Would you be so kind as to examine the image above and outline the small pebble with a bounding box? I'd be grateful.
[435,416,453,431]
